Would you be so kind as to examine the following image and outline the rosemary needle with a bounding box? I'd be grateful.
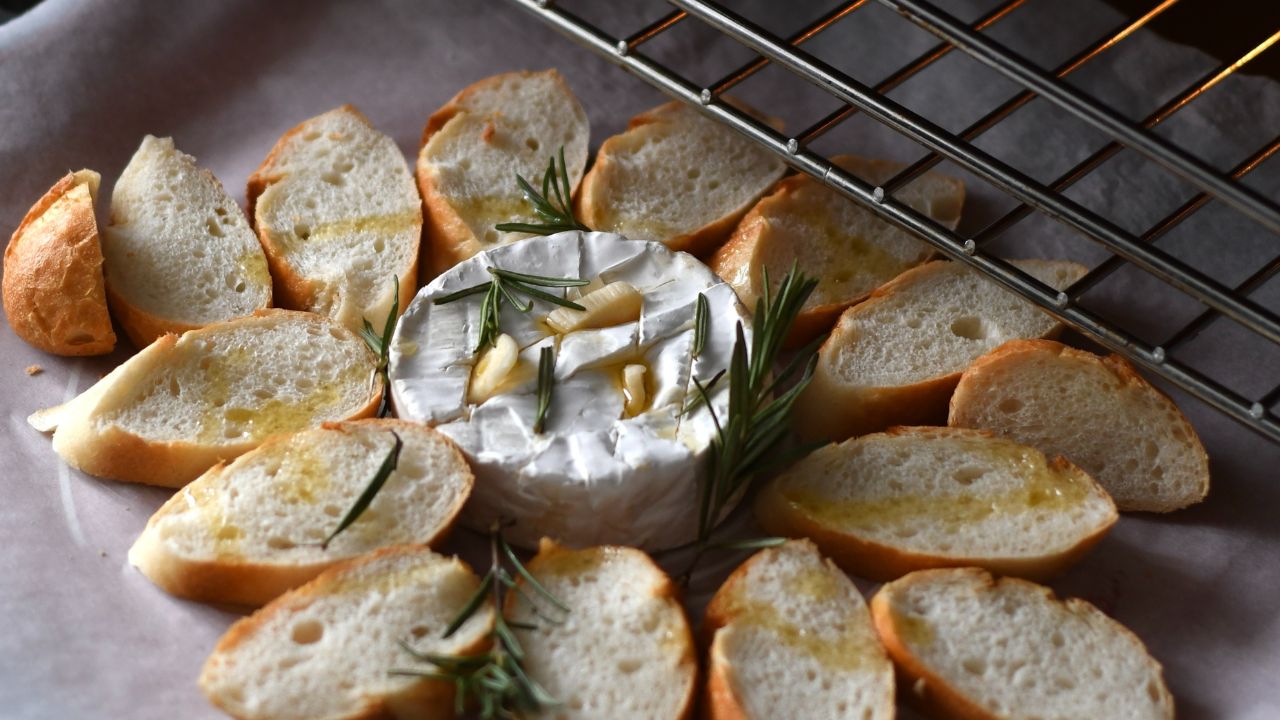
[534,346,555,434]
[435,267,585,352]
[390,522,568,719]
[494,147,590,236]
[320,430,403,550]
[681,262,819,582]
[358,275,400,418]
[692,292,709,359]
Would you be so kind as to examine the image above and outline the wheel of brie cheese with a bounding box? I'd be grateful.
[389,231,748,550]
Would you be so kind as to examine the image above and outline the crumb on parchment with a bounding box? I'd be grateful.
[25,364,43,376]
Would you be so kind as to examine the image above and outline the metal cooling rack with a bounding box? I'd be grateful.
[509,0,1280,443]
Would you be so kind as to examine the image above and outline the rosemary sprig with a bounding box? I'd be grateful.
[435,267,587,352]
[320,431,403,550]
[680,263,819,582]
[359,276,400,418]
[494,147,590,236]
[534,346,555,434]
[391,522,568,719]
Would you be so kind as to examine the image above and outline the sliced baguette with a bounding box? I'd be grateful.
[755,427,1117,581]
[29,309,380,488]
[949,339,1209,512]
[576,100,786,257]
[3,170,116,355]
[711,155,963,344]
[793,259,1086,442]
[507,540,697,720]
[103,135,271,347]
[248,105,420,333]
[417,70,589,276]
[200,545,494,720]
[703,539,895,720]
[870,568,1174,720]
[128,419,473,606]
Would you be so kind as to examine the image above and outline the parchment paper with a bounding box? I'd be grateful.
[2,1,1278,718]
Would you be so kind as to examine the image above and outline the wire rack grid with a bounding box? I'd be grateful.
[507,0,1280,444]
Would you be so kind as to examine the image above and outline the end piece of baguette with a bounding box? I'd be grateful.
[711,155,963,345]
[31,309,380,487]
[576,100,786,257]
[507,540,697,720]
[129,419,473,606]
[3,170,116,355]
[200,545,494,720]
[949,339,1209,512]
[103,136,271,348]
[703,539,895,720]
[417,69,590,276]
[871,568,1174,720]
[793,259,1086,442]
[248,105,420,333]
[755,426,1117,582]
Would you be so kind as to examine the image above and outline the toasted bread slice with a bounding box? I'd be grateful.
[949,339,1209,512]
[103,135,271,347]
[29,310,380,487]
[755,427,1116,582]
[793,259,1086,442]
[248,105,420,333]
[128,419,473,606]
[576,101,786,257]
[711,155,963,344]
[3,170,116,355]
[871,568,1174,720]
[703,539,895,720]
[200,545,494,720]
[507,540,697,720]
[417,70,589,276]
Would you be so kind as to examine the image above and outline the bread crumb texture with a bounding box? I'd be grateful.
[710,540,894,719]
[200,547,492,720]
[508,544,695,720]
[876,569,1174,720]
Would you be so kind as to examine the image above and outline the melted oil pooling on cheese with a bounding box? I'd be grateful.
[782,442,1090,531]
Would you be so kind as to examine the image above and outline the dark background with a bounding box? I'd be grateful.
[12,1,1277,79]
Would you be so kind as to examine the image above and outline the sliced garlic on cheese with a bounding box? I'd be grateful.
[622,363,648,417]
[545,281,643,334]
[467,333,518,404]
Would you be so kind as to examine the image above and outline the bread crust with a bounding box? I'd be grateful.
[576,100,784,259]
[247,104,418,323]
[3,170,116,355]
[44,310,382,488]
[129,418,473,606]
[754,427,1117,582]
[710,156,963,347]
[793,260,1075,443]
[416,70,584,277]
[201,545,492,720]
[869,568,1175,720]
[949,338,1210,512]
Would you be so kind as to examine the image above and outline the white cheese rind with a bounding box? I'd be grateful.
[390,232,749,550]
